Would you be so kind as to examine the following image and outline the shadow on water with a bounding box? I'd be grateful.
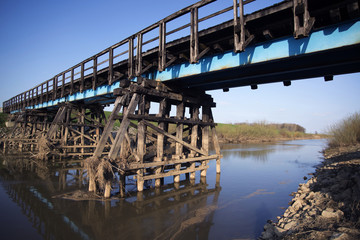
[0,155,221,240]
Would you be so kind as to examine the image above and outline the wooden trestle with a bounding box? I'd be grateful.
[87,78,221,198]
[0,78,221,198]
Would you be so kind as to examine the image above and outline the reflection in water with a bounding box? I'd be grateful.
[0,156,220,240]
[0,139,326,239]
[219,142,305,162]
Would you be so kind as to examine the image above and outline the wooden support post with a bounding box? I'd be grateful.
[92,57,97,90]
[190,7,199,63]
[293,0,315,38]
[201,106,210,177]
[52,77,57,100]
[137,120,145,192]
[210,107,221,174]
[88,171,96,192]
[104,181,111,198]
[70,68,74,95]
[174,102,184,183]
[128,37,134,79]
[80,62,85,93]
[158,21,166,72]
[61,73,65,98]
[81,107,85,155]
[233,0,254,52]
[136,33,143,76]
[119,174,126,198]
[108,48,114,85]
[46,81,49,103]
[190,106,199,180]
[155,99,167,187]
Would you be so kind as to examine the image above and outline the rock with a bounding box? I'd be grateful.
[306,191,315,200]
[321,208,344,219]
[274,226,287,238]
[292,199,305,211]
[337,227,360,235]
[283,221,297,230]
[331,232,351,240]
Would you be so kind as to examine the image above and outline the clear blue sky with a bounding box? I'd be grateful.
[0,0,359,133]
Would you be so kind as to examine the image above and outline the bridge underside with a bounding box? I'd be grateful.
[166,41,360,91]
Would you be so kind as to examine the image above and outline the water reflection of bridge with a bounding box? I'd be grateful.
[0,156,221,239]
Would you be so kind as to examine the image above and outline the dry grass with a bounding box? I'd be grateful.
[328,112,360,148]
[85,156,114,191]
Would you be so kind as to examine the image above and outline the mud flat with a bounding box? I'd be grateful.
[260,145,360,240]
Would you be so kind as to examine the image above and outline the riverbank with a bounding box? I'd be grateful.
[259,144,360,240]
[215,122,326,144]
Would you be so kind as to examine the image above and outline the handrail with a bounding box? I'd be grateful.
[3,0,271,113]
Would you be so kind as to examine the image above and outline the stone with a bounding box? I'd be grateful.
[292,199,305,211]
[321,208,344,219]
[274,226,287,237]
[306,191,315,200]
[283,221,297,230]
[331,232,351,240]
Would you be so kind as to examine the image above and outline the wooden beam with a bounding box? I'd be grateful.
[143,120,207,156]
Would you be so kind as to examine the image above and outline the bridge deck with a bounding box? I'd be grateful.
[3,0,360,113]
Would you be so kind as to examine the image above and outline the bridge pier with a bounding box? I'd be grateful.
[86,78,221,197]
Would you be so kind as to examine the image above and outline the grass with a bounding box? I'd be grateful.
[215,122,309,142]
[327,112,360,148]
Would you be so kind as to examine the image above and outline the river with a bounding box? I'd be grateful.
[0,139,327,240]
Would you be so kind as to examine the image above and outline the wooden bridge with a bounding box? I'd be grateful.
[1,0,360,197]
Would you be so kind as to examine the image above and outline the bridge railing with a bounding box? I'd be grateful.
[3,0,261,113]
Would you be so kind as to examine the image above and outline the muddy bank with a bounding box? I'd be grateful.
[259,145,360,240]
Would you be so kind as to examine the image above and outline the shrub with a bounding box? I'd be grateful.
[328,112,360,148]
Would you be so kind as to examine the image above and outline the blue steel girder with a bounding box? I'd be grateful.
[148,19,360,90]
[27,19,360,112]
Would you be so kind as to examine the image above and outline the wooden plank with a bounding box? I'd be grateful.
[142,165,209,181]
[114,113,215,126]
[128,154,218,170]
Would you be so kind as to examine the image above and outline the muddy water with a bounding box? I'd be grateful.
[0,139,326,240]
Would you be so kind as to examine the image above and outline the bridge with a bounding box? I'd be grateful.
[1,0,360,197]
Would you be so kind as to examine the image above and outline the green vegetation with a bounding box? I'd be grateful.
[215,122,312,142]
[0,113,7,128]
[328,112,360,148]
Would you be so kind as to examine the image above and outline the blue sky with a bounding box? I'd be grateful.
[0,0,359,133]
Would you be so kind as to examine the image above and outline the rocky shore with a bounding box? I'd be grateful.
[259,145,360,240]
